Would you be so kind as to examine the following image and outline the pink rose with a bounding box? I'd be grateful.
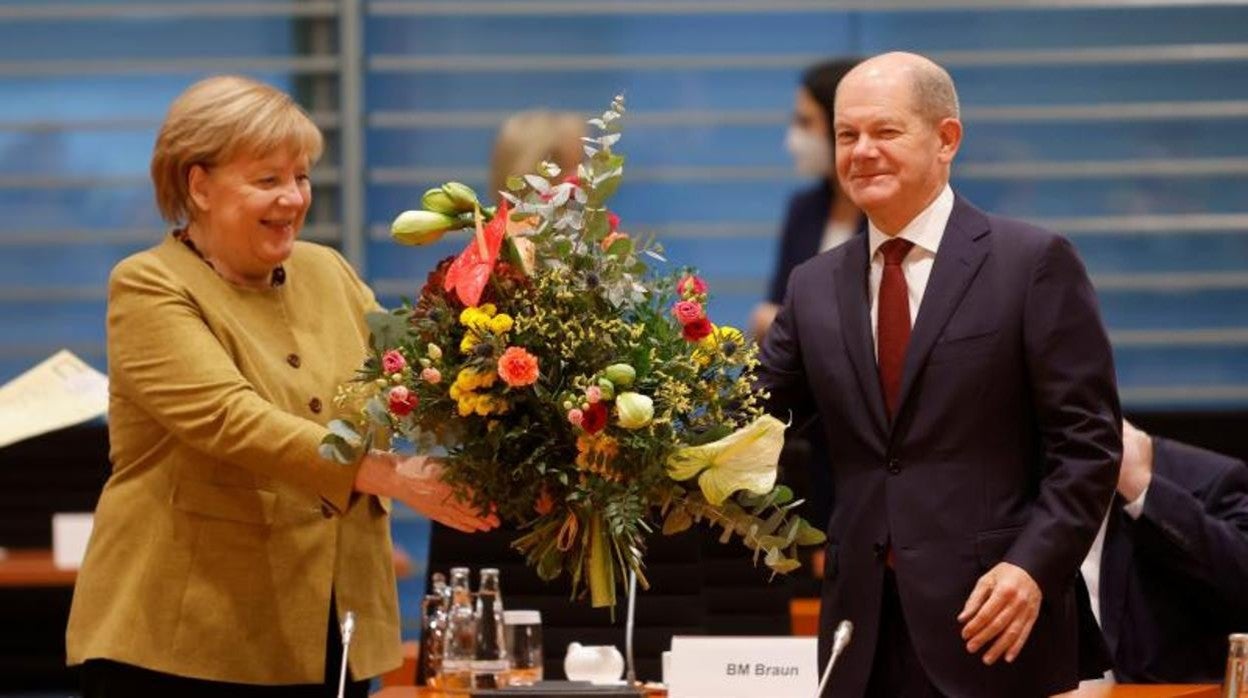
[421,367,442,384]
[677,275,708,298]
[382,349,407,374]
[388,386,418,416]
[671,300,704,326]
[567,408,584,426]
[586,386,602,404]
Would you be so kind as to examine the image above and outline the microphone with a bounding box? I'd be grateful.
[814,620,853,698]
[337,611,356,698]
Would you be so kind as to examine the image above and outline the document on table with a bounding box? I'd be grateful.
[0,350,108,449]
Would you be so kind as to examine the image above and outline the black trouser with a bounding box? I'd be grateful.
[81,597,370,698]
[865,567,945,698]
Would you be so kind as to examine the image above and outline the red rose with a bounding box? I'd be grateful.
[608,211,621,233]
[682,317,713,342]
[581,402,608,434]
[388,386,418,416]
[671,300,704,326]
[677,275,708,298]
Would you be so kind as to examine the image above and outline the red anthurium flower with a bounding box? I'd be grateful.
[444,201,510,307]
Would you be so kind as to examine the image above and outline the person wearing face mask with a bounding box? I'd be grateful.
[65,75,498,697]
[751,58,864,342]
[752,59,863,547]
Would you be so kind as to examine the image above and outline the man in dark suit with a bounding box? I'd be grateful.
[758,52,1122,697]
[1083,420,1248,683]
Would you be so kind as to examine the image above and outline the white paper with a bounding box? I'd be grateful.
[52,512,94,570]
[0,350,108,449]
[668,636,816,698]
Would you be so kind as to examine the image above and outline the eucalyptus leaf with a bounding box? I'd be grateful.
[365,397,391,426]
[523,174,551,194]
[328,419,362,446]
[366,311,408,354]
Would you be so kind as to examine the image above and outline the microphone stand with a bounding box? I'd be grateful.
[337,611,356,698]
[815,620,853,698]
[625,570,638,685]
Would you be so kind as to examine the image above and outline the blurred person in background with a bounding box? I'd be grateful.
[1083,419,1248,683]
[751,58,864,341]
[488,109,585,199]
[65,75,496,698]
[753,59,864,564]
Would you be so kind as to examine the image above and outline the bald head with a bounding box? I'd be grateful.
[839,52,960,125]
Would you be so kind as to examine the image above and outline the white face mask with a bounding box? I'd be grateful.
[784,125,832,178]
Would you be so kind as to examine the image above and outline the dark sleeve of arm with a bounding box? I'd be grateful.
[766,197,803,305]
[1005,235,1123,597]
[757,270,819,428]
[1132,439,1248,619]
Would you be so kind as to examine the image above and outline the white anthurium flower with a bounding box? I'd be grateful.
[666,414,786,505]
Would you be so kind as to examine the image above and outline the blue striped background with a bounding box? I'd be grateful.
[2,1,1247,410]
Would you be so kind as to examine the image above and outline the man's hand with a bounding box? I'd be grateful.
[1118,419,1153,502]
[957,561,1042,665]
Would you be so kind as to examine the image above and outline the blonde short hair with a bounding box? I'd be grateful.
[151,75,323,224]
[489,110,585,197]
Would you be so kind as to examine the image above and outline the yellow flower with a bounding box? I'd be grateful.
[666,415,785,505]
[460,333,480,354]
[457,398,475,417]
[693,324,745,366]
[489,314,514,334]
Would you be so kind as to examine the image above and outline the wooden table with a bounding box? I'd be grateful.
[0,546,415,588]
[372,684,1219,698]
[0,549,77,587]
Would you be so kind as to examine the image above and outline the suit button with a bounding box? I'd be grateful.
[309,397,323,414]
[321,503,334,519]
[887,458,901,475]
[287,353,301,368]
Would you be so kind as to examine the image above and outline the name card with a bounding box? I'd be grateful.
[668,636,816,698]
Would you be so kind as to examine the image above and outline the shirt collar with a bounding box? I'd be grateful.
[868,183,955,260]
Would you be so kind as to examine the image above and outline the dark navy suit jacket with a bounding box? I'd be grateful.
[759,194,1122,697]
[766,183,866,529]
[1101,436,1248,683]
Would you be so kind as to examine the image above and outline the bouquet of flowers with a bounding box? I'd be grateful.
[323,96,825,608]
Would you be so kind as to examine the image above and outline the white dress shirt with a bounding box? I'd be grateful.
[819,219,858,253]
[1078,486,1149,683]
[867,184,955,355]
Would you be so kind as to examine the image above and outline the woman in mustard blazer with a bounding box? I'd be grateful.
[65,75,496,697]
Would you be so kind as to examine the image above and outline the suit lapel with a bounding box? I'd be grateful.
[894,197,991,420]
[834,235,889,437]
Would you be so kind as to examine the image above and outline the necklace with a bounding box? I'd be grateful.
[173,229,286,288]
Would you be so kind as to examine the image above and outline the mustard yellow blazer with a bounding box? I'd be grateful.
[66,235,401,684]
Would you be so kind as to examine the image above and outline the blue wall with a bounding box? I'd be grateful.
[3,2,1247,412]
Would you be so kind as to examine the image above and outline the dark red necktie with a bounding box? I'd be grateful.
[877,238,915,420]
